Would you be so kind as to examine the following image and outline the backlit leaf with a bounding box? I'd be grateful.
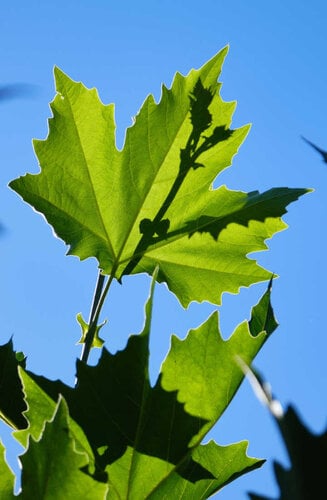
[0,441,15,499]
[24,275,276,496]
[10,48,308,306]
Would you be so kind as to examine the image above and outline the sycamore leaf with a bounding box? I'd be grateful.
[0,339,27,429]
[106,441,263,499]
[76,313,106,348]
[23,275,276,497]
[13,368,95,470]
[18,397,108,499]
[159,302,270,446]
[0,441,15,500]
[9,47,308,306]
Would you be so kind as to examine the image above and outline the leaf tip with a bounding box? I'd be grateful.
[53,65,68,84]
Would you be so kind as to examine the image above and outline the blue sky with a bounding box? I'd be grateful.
[1,1,327,498]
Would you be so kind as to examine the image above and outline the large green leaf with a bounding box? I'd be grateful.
[9,48,308,306]
[23,275,277,497]
[18,397,108,499]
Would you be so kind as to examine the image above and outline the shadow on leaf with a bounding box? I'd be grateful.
[29,332,213,482]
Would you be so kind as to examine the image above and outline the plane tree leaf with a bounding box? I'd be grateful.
[76,313,106,348]
[18,397,108,499]
[21,274,277,497]
[106,441,263,499]
[13,368,95,466]
[9,48,308,306]
[160,278,278,445]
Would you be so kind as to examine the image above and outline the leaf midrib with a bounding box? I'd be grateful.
[63,89,117,260]
[112,91,192,278]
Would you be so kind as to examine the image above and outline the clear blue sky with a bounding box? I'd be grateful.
[1,1,326,498]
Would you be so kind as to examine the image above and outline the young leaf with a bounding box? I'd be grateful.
[0,339,27,430]
[9,48,308,306]
[0,441,15,500]
[248,277,278,337]
[18,397,108,499]
[76,313,105,348]
[25,276,275,496]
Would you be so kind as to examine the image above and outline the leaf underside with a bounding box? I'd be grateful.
[0,441,15,500]
[19,398,108,499]
[9,47,308,306]
[3,48,308,498]
[8,276,277,498]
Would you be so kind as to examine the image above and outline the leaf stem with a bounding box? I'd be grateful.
[79,130,197,369]
[78,82,225,368]
[79,269,116,368]
[88,271,106,325]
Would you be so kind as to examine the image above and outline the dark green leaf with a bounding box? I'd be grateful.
[273,406,327,500]
[247,379,327,499]
[0,339,27,429]
[249,277,278,337]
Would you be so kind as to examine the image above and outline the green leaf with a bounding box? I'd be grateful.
[14,368,95,464]
[18,397,108,499]
[0,339,27,429]
[26,275,275,496]
[27,278,210,482]
[76,312,106,348]
[9,48,308,306]
[160,313,267,445]
[248,277,278,337]
[106,441,263,499]
[0,441,15,499]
